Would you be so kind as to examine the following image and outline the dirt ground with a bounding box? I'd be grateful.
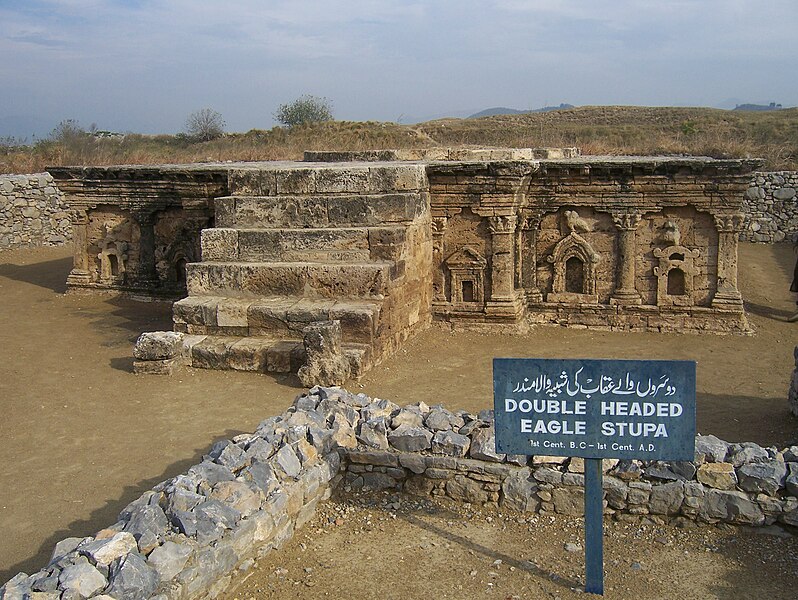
[1,242,797,586]
[221,490,798,600]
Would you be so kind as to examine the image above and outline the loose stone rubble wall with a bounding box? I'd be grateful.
[789,345,798,418]
[742,171,798,243]
[0,173,70,250]
[3,387,797,600]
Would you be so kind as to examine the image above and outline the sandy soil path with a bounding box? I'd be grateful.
[0,242,796,582]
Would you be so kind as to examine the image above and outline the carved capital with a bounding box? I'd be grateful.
[519,209,544,231]
[69,208,89,224]
[432,216,448,236]
[713,213,744,233]
[611,211,642,231]
[487,215,517,234]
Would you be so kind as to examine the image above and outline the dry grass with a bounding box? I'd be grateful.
[2,106,797,174]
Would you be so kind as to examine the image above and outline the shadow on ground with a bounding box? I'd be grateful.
[0,256,71,293]
[0,427,249,583]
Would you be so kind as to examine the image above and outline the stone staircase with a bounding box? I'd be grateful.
[171,163,433,378]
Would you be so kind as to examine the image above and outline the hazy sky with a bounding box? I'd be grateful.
[1,0,796,136]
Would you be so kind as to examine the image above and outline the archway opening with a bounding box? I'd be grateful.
[565,256,585,294]
[461,280,475,303]
[108,254,119,277]
[175,257,188,284]
[667,268,686,296]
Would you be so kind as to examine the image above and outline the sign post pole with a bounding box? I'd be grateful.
[493,357,696,597]
[584,457,604,595]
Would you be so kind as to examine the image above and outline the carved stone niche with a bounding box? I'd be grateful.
[653,243,700,307]
[546,231,601,304]
[97,235,128,285]
[445,246,487,310]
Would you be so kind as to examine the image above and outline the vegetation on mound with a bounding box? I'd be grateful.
[1,106,796,174]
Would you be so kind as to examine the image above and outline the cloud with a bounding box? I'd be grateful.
[0,0,795,134]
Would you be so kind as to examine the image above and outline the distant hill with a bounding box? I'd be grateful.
[733,102,783,112]
[468,103,574,119]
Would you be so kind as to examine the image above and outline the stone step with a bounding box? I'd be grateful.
[228,164,427,197]
[201,226,407,263]
[213,192,427,229]
[173,295,382,345]
[185,334,372,378]
[186,261,396,299]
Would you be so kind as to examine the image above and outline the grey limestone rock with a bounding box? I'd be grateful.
[700,489,765,525]
[123,504,170,554]
[0,573,31,600]
[59,561,107,599]
[432,430,470,457]
[388,424,432,452]
[79,532,138,566]
[469,427,505,463]
[274,444,302,479]
[146,540,194,582]
[357,417,389,450]
[736,460,787,496]
[49,537,87,566]
[361,398,398,422]
[188,461,235,489]
[106,552,159,600]
[649,481,685,515]
[391,407,424,429]
[783,445,798,463]
[425,407,464,432]
[728,443,769,467]
[501,468,538,512]
[786,462,798,497]
[694,435,729,463]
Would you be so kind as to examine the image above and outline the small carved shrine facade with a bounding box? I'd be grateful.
[50,153,760,334]
[49,165,224,296]
[428,156,759,333]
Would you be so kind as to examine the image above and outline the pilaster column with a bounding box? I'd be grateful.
[66,208,92,286]
[610,211,643,305]
[133,210,159,286]
[488,215,517,301]
[485,214,524,320]
[712,213,744,308]
[432,216,447,302]
[520,210,544,302]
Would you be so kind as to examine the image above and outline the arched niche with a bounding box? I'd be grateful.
[97,236,128,285]
[444,246,487,310]
[546,232,601,304]
[653,245,700,306]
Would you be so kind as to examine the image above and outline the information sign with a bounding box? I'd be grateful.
[493,357,696,595]
[494,358,696,461]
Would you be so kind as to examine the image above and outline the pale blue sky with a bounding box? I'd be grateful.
[1,0,796,137]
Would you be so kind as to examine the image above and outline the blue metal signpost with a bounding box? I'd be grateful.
[493,358,696,595]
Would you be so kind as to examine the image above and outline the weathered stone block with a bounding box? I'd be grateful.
[696,462,737,490]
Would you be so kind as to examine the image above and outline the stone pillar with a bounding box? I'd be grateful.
[610,211,643,305]
[520,210,544,303]
[712,213,744,308]
[134,210,159,287]
[486,214,524,320]
[432,216,447,302]
[66,208,92,287]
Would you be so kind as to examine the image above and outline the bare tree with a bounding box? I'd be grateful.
[184,108,225,141]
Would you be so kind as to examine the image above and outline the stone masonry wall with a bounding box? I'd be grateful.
[3,386,797,600]
[0,173,71,250]
[742,171,798,243]
[789,345,798,418]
